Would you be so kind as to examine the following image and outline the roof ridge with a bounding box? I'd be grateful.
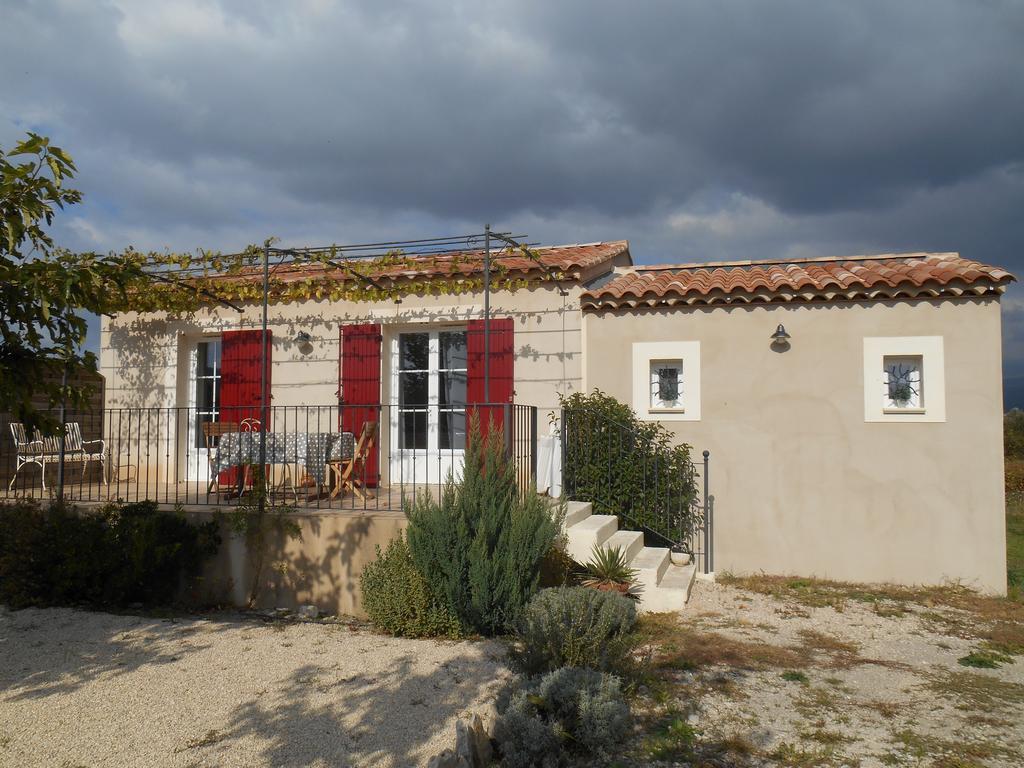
[632,251,960,272]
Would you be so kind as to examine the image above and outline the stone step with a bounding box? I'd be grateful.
[565,514,618,562]
[562,500,593,529]
[599,530,644,564]
[630,546,670,584]
[638,562,697,613]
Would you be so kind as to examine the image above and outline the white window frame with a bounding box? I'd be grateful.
[863,336,945,423]
[389,328,468,484]
[632,341,701,421]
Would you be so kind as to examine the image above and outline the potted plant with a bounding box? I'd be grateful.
[579,545,638,596]
[670,544,691,566]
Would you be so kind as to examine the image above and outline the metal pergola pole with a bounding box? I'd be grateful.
[259,242,269,513]
[483,223,491,403]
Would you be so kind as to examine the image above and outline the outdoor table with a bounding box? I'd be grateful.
[213,431,355,494]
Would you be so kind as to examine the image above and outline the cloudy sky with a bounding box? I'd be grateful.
[4,1,1024,400]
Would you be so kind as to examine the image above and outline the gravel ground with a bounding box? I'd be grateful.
[646,579,1024,767]
[0,607,509,768]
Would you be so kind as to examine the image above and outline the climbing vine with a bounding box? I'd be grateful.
[115,241,566,315]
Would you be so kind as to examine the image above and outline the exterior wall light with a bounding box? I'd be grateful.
[294,330,314,354]
[770,324,791,350]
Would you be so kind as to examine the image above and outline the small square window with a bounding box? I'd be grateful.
[883,355,923,410]
[650,360,683,410]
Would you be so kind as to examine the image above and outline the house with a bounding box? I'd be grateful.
[579,252,1013,594]
[42,242,1013,605]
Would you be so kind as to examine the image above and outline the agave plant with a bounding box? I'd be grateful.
[580,544,638,596]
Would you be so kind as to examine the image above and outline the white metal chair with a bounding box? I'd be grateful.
[6,422,106,490]
[64,422,107,486]
[8,423,46,490]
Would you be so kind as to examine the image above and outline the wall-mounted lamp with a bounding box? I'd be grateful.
[770,324,791,350]
[295,330,313,355]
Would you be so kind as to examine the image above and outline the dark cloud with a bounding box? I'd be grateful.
[2,0,1023,398]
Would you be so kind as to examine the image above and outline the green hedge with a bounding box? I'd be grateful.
[0,500,220,609]
[561,390,700,546]
[360,530,463,639]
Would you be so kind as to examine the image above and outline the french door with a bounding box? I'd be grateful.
[186,338,222,481]
[390,329,467,484]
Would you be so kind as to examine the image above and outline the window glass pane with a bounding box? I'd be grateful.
[197,340,221,377]
[439,409,466,450]
[650,360,683,408]
[400,410,428,450]
[883,355,923,409]
[440,330,467,370]
[196,379,216,412]
[399,371,429,406]
[439,371,467,407]
[399,333,429,371]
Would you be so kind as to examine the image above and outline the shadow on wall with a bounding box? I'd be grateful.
[186,510,406,618]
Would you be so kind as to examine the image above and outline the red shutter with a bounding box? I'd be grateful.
[221,330,272,425]
[220,329,271,486]
[340,323,381,487]
[467,317,514,441]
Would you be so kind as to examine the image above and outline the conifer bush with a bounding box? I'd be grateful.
[509,586,638,676]
[405,414,561,635]
[360,530,463,638]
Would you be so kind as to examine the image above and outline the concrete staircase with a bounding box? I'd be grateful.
[562,500,697,612]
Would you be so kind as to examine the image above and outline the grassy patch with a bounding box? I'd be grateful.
[890,727,1022,766]
[639,708,697,761]
[768,741,845,767]
[1006,481,1024,599]
[957,647,1015,669]
[781,670,809,684]
[636,613,810,673]
[925,670,1024,712]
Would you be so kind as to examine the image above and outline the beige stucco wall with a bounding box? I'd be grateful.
[99,283,582,485]
[174,508,408,617]
[583,297,1008,594]
[101,283,581,410]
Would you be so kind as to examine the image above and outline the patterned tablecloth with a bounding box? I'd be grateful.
[213,431,355,484]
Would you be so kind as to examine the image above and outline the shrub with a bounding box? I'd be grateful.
[406,415,562,635]
[0,499,220,609]
[360,530,463,639]
[1006,409,1024,459]
[560,389,699,545]
[494,667,630,768]
[509,586,638,676]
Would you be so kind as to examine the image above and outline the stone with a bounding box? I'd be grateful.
[296,605,319,620]
[425,750,459,768]
[475,701,500,740]
[455,715,492,767]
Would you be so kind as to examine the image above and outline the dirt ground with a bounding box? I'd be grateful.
[0,607,508,768]
[630,578,1024,767]
[2,577,1022,768]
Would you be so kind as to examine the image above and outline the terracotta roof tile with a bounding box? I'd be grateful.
[581,252,1015,310]
[229,240,629,286]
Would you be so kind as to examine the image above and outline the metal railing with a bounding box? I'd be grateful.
[1,403,540,512]
[560,405,714,574]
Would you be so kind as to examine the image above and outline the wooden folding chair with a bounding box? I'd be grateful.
[329,421,378,500]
